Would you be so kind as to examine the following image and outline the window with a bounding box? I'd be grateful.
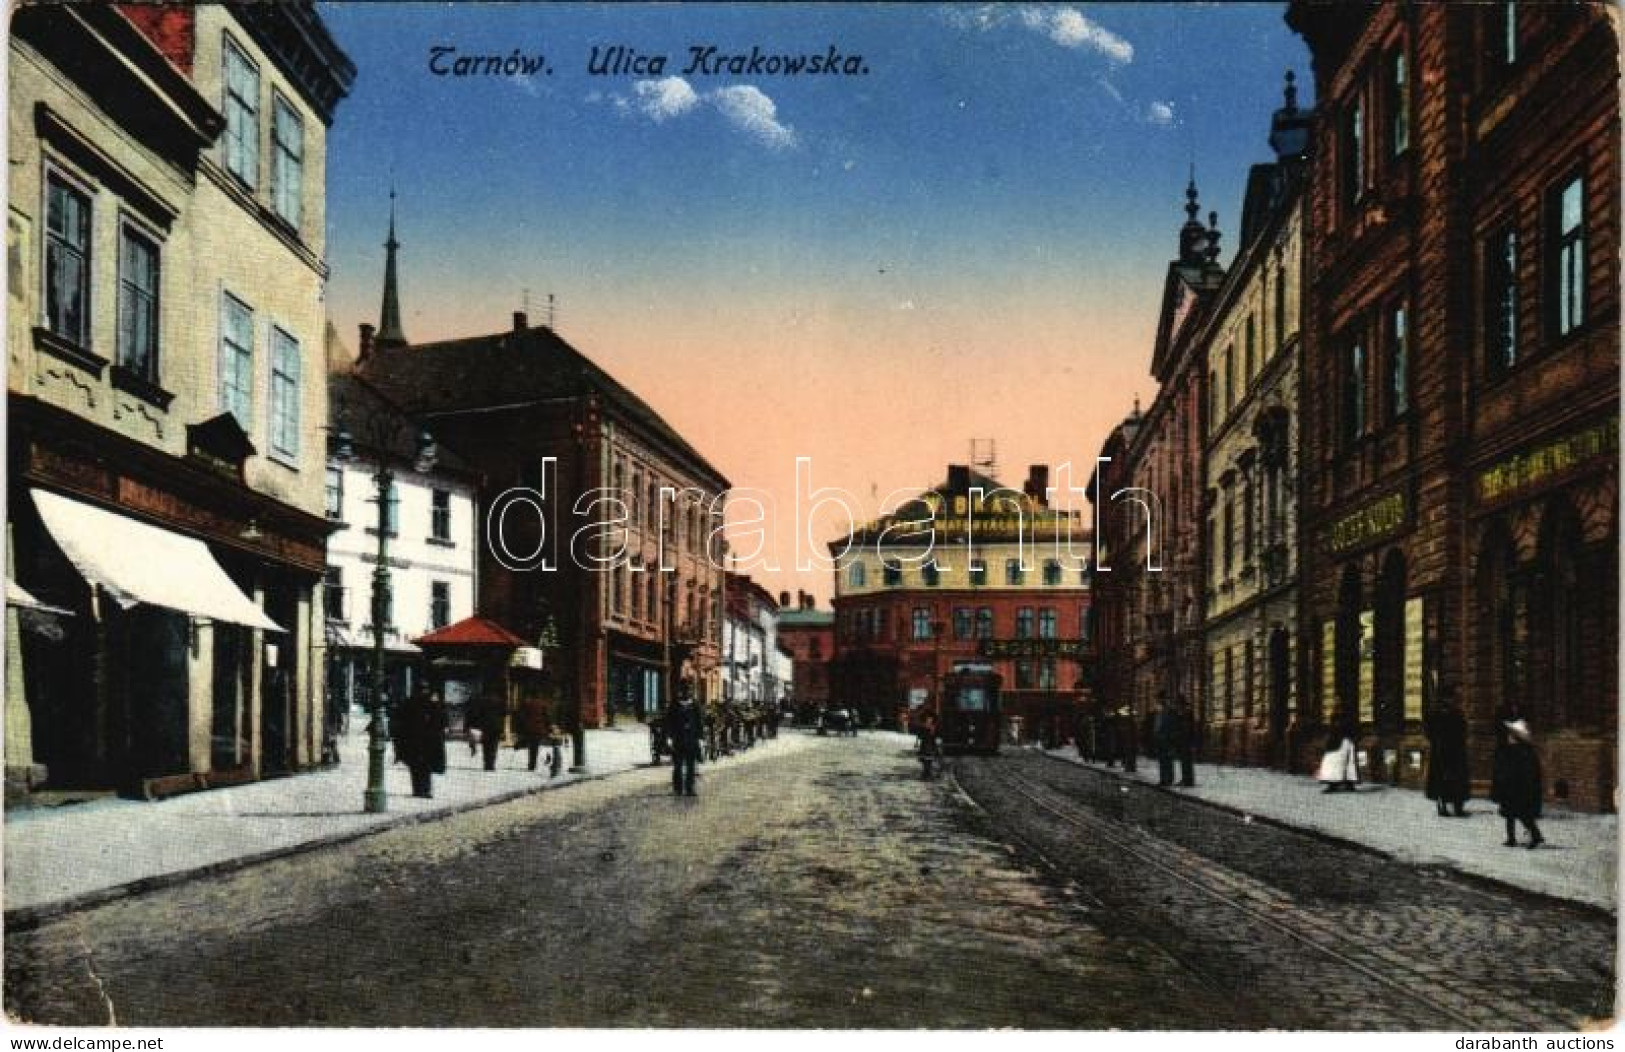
[1274,266,1287,352]
[1224,346,1235,413]
[431,489,452,541]
[969,558,987,586]
[1005,558,1023,586]
[1390,50,1410,156]
[1491,2,1517,68]
[323,567,344,621]
[1015,660,1036,690]
[219,293,254,427]
[1039,659,1057,691]
[223,36,260,187]
[117,224,160,380]
[975,608,994,640]
[1016,607,1035,639]
[922,560,940,587]
[1388,305,1409,419]
[912,608,932,640]
[883,561,902,587]
[1208,371,1219,429]
[1343,337,1367,444]
[430,581,450,630]
[953,607,974,641]
[1080,605,1093,643]
[325,465,343,519]
[1042,559,1062,586]
[1244,316,1256,382]
[1342,94,1366,213]
[44,172,91,346]
[271,94,303,228]
[1485,226,1518,374]
[1038,608,1057,639]
[1242,481,1254,566]
[847,561,866,588]
[1550,175,1586,338]
[268,326,301,460]
[1222,494,1234,576]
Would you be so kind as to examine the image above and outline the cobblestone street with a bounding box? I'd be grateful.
[5,734,1614,1028]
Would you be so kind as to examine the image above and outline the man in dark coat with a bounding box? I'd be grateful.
[1491,713,1543,849]
[666,684,704,796]
[1115,708,1139,773]
[1424,687,1470,817]
[515,691,553,773]
[467,689,506,771]
[1175,696,1198,787]
[1153,697,1178,786]
[396,686,438,798]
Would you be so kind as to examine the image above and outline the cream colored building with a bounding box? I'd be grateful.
[6,5,352,796]
[1201,94,1308,768]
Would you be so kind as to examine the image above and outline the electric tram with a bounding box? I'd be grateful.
[938,663,1002,755]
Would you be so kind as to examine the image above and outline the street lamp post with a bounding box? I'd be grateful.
[334,405,435,815]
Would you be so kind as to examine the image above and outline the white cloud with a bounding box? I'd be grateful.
[1147,100,1176,126]
[1016,5,1134,63]
[631,76,700,121]
[599,77,798,151]
[710,84,798,150]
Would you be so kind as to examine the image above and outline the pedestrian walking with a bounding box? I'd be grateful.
[1316,723,1358,793]
[1115,708,1139,774]
[1424,686,1470,817]
[1491,710,1544,849]
[467,689,506,771]
[395,685,438,799]
[666,684,704,797]
[1153,697,1178,786]
[515,689,553,773]
[1175,696,1198,787]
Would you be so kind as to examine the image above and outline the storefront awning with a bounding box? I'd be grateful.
[6,579,72,616]
[32,489,282,632]
[326,624,420,654]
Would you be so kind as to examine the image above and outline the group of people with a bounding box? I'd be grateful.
[1316,688,1545,849]
[392,686,562,800]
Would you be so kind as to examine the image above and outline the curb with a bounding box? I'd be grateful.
[3,764,638,932]
[1037,748,1616,922]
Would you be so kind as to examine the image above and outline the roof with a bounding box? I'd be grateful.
[412,616,528,648]
[777,608,834,628]
[356,323,730,490]
[329,369,476,477]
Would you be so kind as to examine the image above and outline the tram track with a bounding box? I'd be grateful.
[951,757,1576,1031]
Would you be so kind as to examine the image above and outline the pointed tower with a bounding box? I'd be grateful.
[375,188,407,350]
[1269,69,1313,162]
[1178,169,1210,265]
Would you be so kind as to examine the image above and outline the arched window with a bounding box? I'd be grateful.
[1531,501,1582,727]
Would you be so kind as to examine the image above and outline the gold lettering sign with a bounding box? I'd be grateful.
[1328,492,1407,553]
[1358,610,1374,723]
[1403,596,1424,721]
[1321,622,1336,722]
[1476,418,1619,505]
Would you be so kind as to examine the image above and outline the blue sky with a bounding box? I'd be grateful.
[319,3,1310,602]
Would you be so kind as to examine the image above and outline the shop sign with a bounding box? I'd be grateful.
[1403,596,1424,721]
[1476,418,1618,506]
[510,646,544,670]
[1328,492,1407,554]
[979,638,1087,659]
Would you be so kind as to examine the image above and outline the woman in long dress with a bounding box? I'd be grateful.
[1316,725,1358,793]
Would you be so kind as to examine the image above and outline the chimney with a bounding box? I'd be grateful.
[1025,464,1051,506]
[358,323,375,362]
[947,464,971,496]
[779,590,790,608]
[513,311,528,332]
[801,591,813,610]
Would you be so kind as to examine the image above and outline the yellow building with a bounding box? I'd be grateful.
[6,5,352,796]
[1201,75,1308,768]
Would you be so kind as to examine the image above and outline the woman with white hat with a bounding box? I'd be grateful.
[1490,708,1544,849]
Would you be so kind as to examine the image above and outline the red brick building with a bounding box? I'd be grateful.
[776,591,834,717]
[828,464,1091,740]
[1288,2,1618,808]
[356,312,731,732]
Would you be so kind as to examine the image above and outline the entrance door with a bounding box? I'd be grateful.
[1268,628,1290,758]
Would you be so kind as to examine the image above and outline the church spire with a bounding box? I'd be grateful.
[376,187,407,350]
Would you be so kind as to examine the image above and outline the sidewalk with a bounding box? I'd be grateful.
[1042,745,1618,913]
[3,724,795,921]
